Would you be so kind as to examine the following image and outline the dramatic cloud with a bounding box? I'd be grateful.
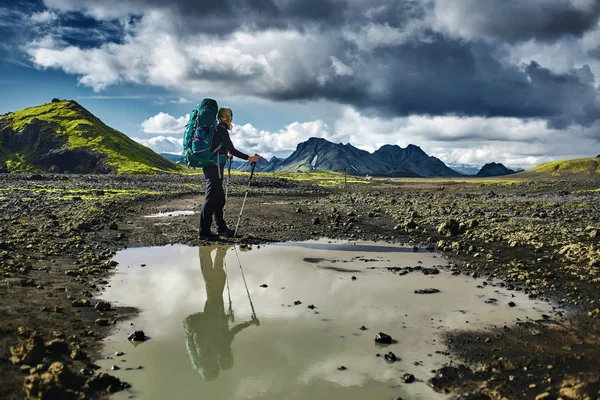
[432,0,600,42]
[8,0,600,164]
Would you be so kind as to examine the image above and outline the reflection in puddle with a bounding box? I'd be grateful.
[143,210,196,218]
[97,240,554,400]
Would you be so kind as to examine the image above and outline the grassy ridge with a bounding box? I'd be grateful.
[521,158,600,177]
[1,100,184,174]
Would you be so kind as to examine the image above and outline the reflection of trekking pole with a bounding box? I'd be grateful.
[233,161,256,238]
[233,246,257,319]
[223,252,234,322]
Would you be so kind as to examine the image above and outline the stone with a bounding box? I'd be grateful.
[10,333,45,365]
[374,332,393,345]
[45,339,69,355]
[128,330,147,342]
[337,366,347,371]
[384,352,398,363]
[360,326,367,331]
[94,301,111,311]
[402,373,415,383]
[414,288,440,294]
[71,299,90,307]
[95,318,110,327]
[508,301,516,307]
[23,362,85,400]
[437,219,460,236]
[260,284,268,288]
[87,373,129,393]
[70,348,87,361]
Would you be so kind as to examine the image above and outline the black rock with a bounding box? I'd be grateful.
[337,366,347,371]
[351,276,357,280]
[401,373,415,383]
[384,352,398,363]
[307,304,316,309]
[421,268,439,275]
[414,288,440,294]
[508,301,516,307]
[294,300,302,305]
[360,325,367,331]
[375,332,393,344]
[260,284,268,288]
[128,330,146,341]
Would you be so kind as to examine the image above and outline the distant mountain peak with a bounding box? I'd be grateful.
[476,162,516,177]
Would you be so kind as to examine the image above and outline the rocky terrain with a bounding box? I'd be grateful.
[1,173,599,399]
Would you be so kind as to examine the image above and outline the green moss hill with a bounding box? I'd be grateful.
[517,158,600,178]
[0,99,184,174]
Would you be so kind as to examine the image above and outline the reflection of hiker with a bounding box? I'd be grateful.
[199,107,260,239]
[183,245,259,380]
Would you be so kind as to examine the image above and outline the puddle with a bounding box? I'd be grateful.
[97,240,554,400]
[143,210,197,218]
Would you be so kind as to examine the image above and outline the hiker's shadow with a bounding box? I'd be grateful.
[183,245,259,380]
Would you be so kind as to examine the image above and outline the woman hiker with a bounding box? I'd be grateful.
[199,106,260,239]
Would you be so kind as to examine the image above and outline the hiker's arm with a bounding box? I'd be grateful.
[231,321,252,335]
[221,129,249,160]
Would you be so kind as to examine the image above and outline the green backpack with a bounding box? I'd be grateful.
[182,98,227,168]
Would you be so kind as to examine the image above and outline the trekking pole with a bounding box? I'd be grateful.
[233,161,256,238]
[233,245,257,319]
[225,157,232,202]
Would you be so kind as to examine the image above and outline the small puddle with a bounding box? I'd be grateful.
[143,210,197,218]
[97,240,554,400]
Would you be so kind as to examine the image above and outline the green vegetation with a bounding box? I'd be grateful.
[525,158,600,177]
[256,169,373,186]
[3,153,40,173]
[0,100,185,174]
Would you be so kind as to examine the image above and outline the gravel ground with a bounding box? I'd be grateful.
[1,173,599,399]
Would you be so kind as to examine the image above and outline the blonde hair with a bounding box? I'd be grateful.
[218,106,232,121]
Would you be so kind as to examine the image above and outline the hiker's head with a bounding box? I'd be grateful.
[218,107,233,129]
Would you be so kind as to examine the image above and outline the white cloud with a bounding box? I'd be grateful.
[132,135,182,154]
[140,112,189,134]
[30,10,59,24]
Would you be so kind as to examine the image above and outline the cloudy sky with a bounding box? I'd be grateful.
[1,0,599,168]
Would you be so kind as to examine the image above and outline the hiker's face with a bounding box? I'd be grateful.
[222,113,232,126]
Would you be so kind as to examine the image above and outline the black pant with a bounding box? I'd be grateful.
[199,165,227,233]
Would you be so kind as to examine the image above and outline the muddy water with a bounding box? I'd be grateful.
[98,240,554,400]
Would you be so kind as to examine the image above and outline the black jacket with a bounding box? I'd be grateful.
[211,122,249,161]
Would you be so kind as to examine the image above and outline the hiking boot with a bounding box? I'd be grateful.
[217,227,234,237]
[198,231,219,240]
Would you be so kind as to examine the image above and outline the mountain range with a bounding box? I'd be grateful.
[238,137,462,177]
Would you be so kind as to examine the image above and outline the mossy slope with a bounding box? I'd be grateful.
[0,100,184,174]
[518,158,600,178]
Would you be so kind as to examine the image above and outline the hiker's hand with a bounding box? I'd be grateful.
[227,152,233,160]
[248,155,260,163]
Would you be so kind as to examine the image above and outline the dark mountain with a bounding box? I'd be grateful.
[238,156,285,172]
[373,144,462,177]
[277,138,384,173]
[476,162,516,177]
[237,137,463,177]
[0,100,182,174]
